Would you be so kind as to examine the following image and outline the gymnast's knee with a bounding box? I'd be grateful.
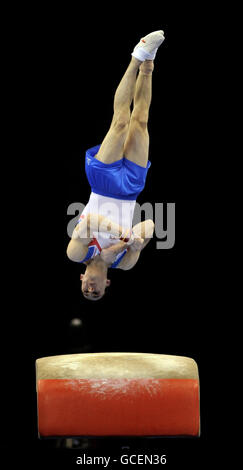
[112,111,130,133]
[130,111,148,131]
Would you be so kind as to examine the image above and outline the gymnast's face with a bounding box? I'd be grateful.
[80,273,111,301]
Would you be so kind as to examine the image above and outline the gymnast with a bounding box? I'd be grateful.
[67,30,165,300]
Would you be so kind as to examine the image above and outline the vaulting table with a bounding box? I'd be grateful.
[36,352,200,437]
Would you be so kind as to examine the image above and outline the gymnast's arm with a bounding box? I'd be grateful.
[74,213,124,240]
[117,219,155,270]
[100,241,128,266]
[66,213,124,263]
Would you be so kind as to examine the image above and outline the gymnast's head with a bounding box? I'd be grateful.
[80,260,111,301]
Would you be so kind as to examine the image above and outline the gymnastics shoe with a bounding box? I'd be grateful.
[132,30,165,61]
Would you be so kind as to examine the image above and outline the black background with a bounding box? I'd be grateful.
[2,3,216,468]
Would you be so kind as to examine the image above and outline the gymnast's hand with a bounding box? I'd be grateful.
[100,241,127,265]
[120,229,144,252]
[129,236,144,252]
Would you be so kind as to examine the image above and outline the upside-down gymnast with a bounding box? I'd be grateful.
[67,30,165,300]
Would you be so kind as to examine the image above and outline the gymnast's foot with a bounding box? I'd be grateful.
[132,30,165,61]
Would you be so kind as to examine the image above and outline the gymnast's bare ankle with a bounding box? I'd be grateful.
[139,60,154,75]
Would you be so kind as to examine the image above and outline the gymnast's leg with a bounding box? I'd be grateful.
[124,60,154,168]
[95,57,142,164]
[95,30,165,165]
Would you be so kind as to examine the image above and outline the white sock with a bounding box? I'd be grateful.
[132,30,165,61]
[132,47,158,61]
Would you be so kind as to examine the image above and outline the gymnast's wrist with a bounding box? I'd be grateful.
[120,229,134,244]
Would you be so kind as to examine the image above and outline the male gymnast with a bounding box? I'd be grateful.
[67,30,165,300]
